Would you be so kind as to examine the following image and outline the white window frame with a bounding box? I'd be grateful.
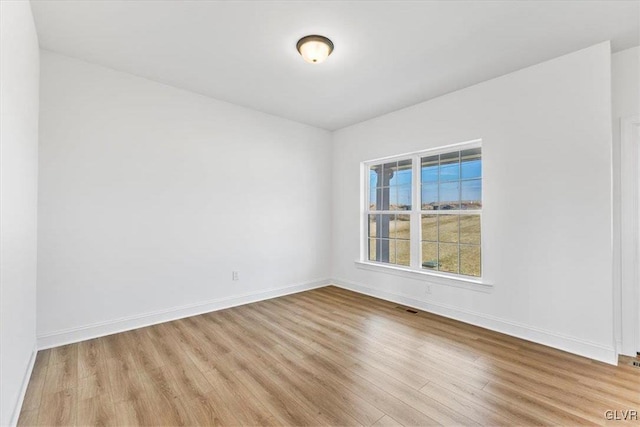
[357,139,491,291]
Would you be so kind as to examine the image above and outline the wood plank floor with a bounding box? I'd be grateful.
[18,286,640,426]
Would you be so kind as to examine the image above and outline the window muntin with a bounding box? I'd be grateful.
[420,213,481,277]
[419,147,482,276]
[364,142,482,279]
[367,159,413,266]
[367,214,410,266]
[369,160,412,211]
[422,147,481,210]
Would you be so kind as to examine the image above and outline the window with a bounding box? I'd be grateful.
[363,141,482,278]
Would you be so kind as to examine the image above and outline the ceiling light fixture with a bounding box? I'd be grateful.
[296,35,334,64]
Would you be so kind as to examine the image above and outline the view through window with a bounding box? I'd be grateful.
[365,143,482,278]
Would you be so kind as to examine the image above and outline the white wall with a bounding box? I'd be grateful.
[611,46,639,353]
[331,42,615,363]
[33,39,629,366]
[37,51,332,346]
[0,1,40,425]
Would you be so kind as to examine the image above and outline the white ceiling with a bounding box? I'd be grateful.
[30,1,639,130]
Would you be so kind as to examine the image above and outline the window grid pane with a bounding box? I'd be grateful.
[439,151,460,182]
[438,243,459,274]
[460,244,481,277]
[460,215,480,245]
[421,241,438,270]
[368,239,377,261]
[421,214,438,241]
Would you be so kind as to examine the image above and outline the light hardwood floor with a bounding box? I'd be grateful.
[18,286,640,426]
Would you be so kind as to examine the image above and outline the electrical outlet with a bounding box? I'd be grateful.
[425,285,432,295]
[232,271,239,281]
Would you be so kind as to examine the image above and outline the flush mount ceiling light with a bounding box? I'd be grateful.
[296,35,334,64]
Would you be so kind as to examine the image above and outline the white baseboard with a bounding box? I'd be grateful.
[332,278,618,365]
[37,278,330,350]
[10,347,37,427]
[35,276,617,365]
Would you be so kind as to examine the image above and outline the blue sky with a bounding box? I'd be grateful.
[369,158,481,206]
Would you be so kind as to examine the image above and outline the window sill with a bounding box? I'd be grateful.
[354,260,493,293]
